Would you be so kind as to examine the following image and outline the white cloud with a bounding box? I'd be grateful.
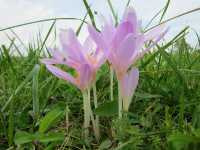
[0,0,55,47]
[0,0,85,52]
[0,0,199,50]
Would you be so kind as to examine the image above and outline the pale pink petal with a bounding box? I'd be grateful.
[41,56,80,70]
[59,29,86,63]
[122,7,137,29]
[127,68,139,98]
[94,47,106,68]
[100,15,115,46]
[87,24,107,51]
[40,58,60,65]
[48,48,67,62]
[46,65,77,87]
[79,64,92,90]
[107,51,118,70]
[120,68,139,110]
[115,33,144,71]
[65,59,81,70]
[136,28,169,61]
[120,68,139,98]
[83,36,96,55]
[111,21,134,50]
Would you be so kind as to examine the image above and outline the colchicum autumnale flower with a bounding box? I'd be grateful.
[41,28,105,91]
[88,7,168,116]
[41,28,105,139]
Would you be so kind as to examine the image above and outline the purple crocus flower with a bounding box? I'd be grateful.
[88,7,167,111]
[41,28,105,91]
[88,7,166,78]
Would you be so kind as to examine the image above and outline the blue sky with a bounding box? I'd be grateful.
[0,0,199,46]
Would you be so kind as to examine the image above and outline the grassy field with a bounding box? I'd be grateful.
[1,1,200,150]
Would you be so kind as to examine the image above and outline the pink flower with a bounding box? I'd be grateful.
[88,7,167,112]
[41,28,105,91]
[88,7,167,79]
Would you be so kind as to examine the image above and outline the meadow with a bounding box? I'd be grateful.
[0,0,200,149]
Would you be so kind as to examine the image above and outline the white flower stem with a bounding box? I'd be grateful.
[110,67,114,101]
[87,88,99,141]
[118,81,122,118]
[92,84,100,141]
[82,90,90,139]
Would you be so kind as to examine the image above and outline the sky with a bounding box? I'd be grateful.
[0,0,199,50]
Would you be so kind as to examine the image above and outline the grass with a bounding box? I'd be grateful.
[0,28,200,150]
[1,1,200,149]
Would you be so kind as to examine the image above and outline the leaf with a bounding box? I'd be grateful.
[37,132,64,143]
[168,132,200,150]
[135,92,163,100]
[94,100,118,117]
[39,108,64,133]
[14,131,64,145]
[14,131,35,145]
[32,64,40,120]
[98,139,112,150]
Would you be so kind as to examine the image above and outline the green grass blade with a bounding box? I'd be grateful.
[157,44,187,89]
[0,17,87,32]
[82,0,97,29]
[0,110,7,138]
[126,0,131,7]
[76,13,88,36]
[2,44,17,75]
[159,0,170,23]
[39,20,56,55]
[8,100,14,146]
[146,7,200,32]
[107,0,118,25]
[5,34,23,57]
[144,8,164,30]
[1,64,40,112]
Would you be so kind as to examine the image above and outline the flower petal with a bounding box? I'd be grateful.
[40,58,59,65]
[59,29,86,63]
[79,64,93,90]
[100,16,115,46]
[136,28,169,61]
[87,24,107,51]
[120,68,139,111]
[111,21,134,50]
[115,34,143,71]
[93,47,106,68]
[122,7,137,29]
[83,36,96,55]
[46,65,77,87]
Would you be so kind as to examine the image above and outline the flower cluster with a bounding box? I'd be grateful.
[41,7,167,139]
